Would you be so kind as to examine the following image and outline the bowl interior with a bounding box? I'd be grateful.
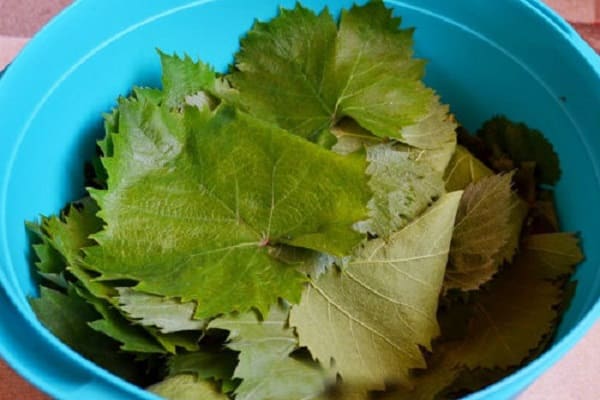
[1,0,599,398]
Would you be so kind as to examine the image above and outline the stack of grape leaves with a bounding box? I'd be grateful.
[27,1,583,399]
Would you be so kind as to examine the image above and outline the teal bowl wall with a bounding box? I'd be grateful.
[0,1,599,399]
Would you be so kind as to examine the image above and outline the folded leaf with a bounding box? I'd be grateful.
[85,102,370,318]
[117,288,205,334]
[209,304,326,400]
[229,2,455,147]
[291,192,462,389]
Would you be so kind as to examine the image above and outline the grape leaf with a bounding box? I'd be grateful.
[452,255,566,369]
[33,198,102,265]
[147,328,200,354]
[29,287,145,383]
[330,119,456,174]
[356,143,445,237]
[229,2,455,147]
[28,199,119,299]
[27,222,68,288]
[379,364,459,400]
[148,374,228,400]
[404,139,457,174]
[444,145,493,192]
[27,221,64,274]
[386,231,583,397]
[209,304,326,400]
[133,87,164,105]
[84,101,370,318]
[75,288,166,354]
[527,190,560,234]
[117,288,205,333]
[318,384,371,400]
[477,116,561,185]
[290,192,462,389]
[445,173,526,291]
[168,350,238,390]
[519,233,583,280]
[159,51,218,109]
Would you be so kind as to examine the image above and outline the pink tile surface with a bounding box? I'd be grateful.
[0,35,27,69]
[0,0,72,36]
[544,0,599,23]
[0,1,599,400]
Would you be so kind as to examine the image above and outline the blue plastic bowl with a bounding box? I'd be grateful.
[0,0,599,399]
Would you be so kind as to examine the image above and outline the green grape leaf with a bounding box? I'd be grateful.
[209,304,326,400]
[149,329,200,353]
[148,375,228,400]
[159,51,218,109]
[85,101,370,318]
[229,2,455,147]
[117,288,205,333]
[133,87,164,105]
[477,116,561,185]
[27,221,65,275]
[29,287,144,383]
[76,288,166,354]
[290,192,462,389]
[37,197,103,265]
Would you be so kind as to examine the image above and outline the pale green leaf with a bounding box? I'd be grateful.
[148,375,228,400]
[444,145,493,191]
[331,119,456,173]
[38,197,103,265]
[210,304,326,400]
[291,192,462,389]
[230,2,455,148]
[85,102,369,318]
[356,143,445,237]
[117,288,205,334]
[402,138,457,174]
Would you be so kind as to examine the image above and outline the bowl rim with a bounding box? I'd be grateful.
[0,0,599,399]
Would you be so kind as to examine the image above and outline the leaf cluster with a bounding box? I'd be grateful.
[26,2,582,399]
